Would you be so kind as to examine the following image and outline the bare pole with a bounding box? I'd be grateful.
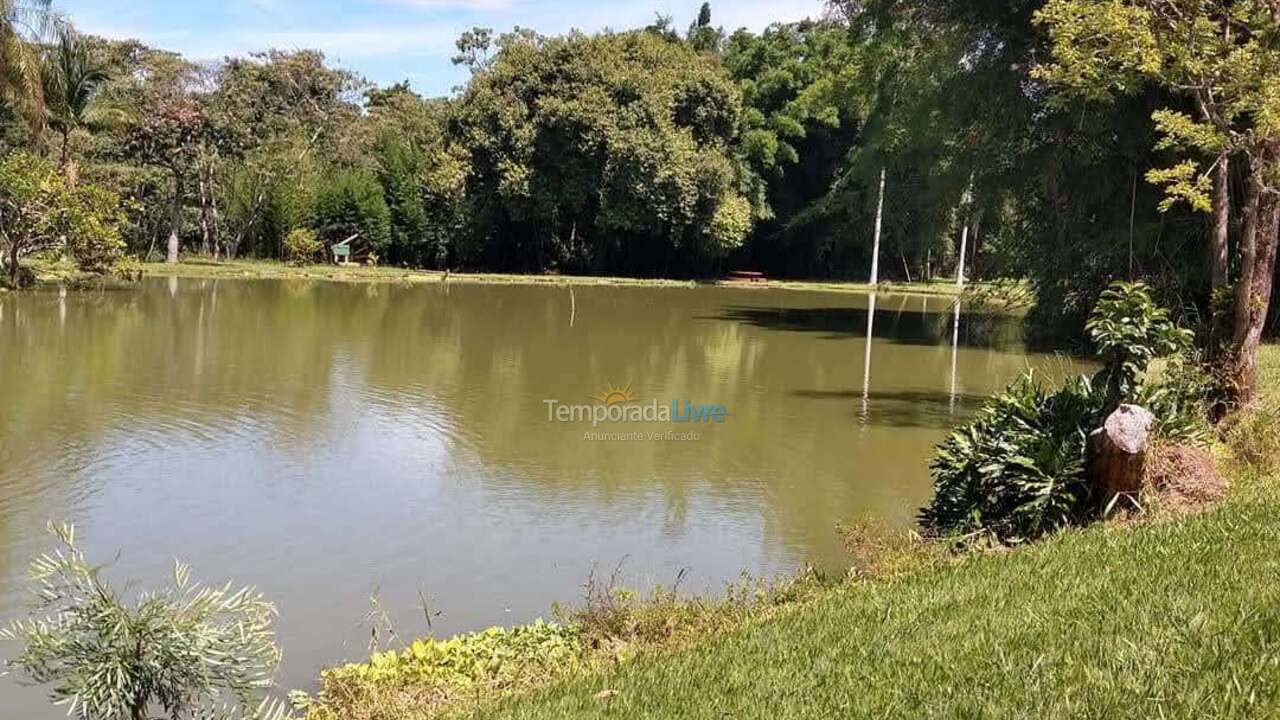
[870,167,886,285]
[956,175,975,289]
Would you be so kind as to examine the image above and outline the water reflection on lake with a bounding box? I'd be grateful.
[0,278,1077,715]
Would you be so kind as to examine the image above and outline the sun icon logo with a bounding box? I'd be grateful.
[593,382,637,406]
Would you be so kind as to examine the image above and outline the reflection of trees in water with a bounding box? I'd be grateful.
[707,299,1028,352]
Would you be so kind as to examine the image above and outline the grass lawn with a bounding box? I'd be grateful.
[466,349,1280,720]
[140,259,985,299]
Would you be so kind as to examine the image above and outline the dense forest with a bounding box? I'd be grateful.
[0,0,1277,388]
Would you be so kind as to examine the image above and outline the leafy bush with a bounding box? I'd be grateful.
[1087,282,1193,406]
[305,621,583,720]
[923,281,1200,544]
[283,227,323,265]
[60,184,130,275]
[312,169,391,256]
[1138,353,1218,442]
[921,374,1105,544]
[0,152,131,280]
[1,522,285,720]
[0,152,62,283]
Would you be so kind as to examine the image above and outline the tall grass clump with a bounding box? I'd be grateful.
[1226,346,1280,473]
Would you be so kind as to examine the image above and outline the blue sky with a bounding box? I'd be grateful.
[57,0,827,96]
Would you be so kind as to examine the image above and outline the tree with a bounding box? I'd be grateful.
[1036,0,1280,402]
[451,27,495,74]
[0,150,132,283]
[1,522,286,720]
[720,20,864,277]
[0,150,60,285]
[452,29,752,275]
[375,137,430,265]
[60,181,129,274]
[125,95,204,262]
[208,50,364,258]
[312,167,391,259]
[41,30,114,183]
[0,0,56,139]
[688,2,722,53]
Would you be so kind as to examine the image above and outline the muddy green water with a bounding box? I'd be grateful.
[0,278,1076,714]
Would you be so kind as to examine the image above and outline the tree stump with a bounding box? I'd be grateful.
[1087,404,1155,504]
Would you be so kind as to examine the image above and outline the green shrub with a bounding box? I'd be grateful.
[312,169,391,255]
[922,373,1105,544]
[1087,281,1192,407]
[305,621,583,720]
[0,152,132,281]
[283,227,324,265]
[0,152,61,284]
[922,281,1199,545]
[1,522,286,720]
[61,184,130,275]
[1139,353,1218,442]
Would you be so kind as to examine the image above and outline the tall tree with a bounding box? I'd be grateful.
[1036,0,1280,402]
[41,30,113,183]
[452,28,751,275]
[0,0,56,138]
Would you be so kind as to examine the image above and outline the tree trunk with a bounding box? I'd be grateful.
[210,186,223,260]
[7,238,19,286]
[59,130,78,189]
[198,165,213,257]
[956,224,968,288]
[969,214,982,282]
[166,172,182,264]
[1233,182,1279,405]
[1212,154,1230,288]
[1087,404,1154,504]
[869,167,885,285]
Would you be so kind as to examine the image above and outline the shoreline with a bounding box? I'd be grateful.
[139,259,991,300]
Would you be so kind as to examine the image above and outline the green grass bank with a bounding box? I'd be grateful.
[140,259,980,299]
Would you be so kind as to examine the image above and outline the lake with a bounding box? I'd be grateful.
[0,277,1075,715]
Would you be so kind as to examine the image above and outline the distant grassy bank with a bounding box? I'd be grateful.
[140,259,982,299]
[303,347,1280,720]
